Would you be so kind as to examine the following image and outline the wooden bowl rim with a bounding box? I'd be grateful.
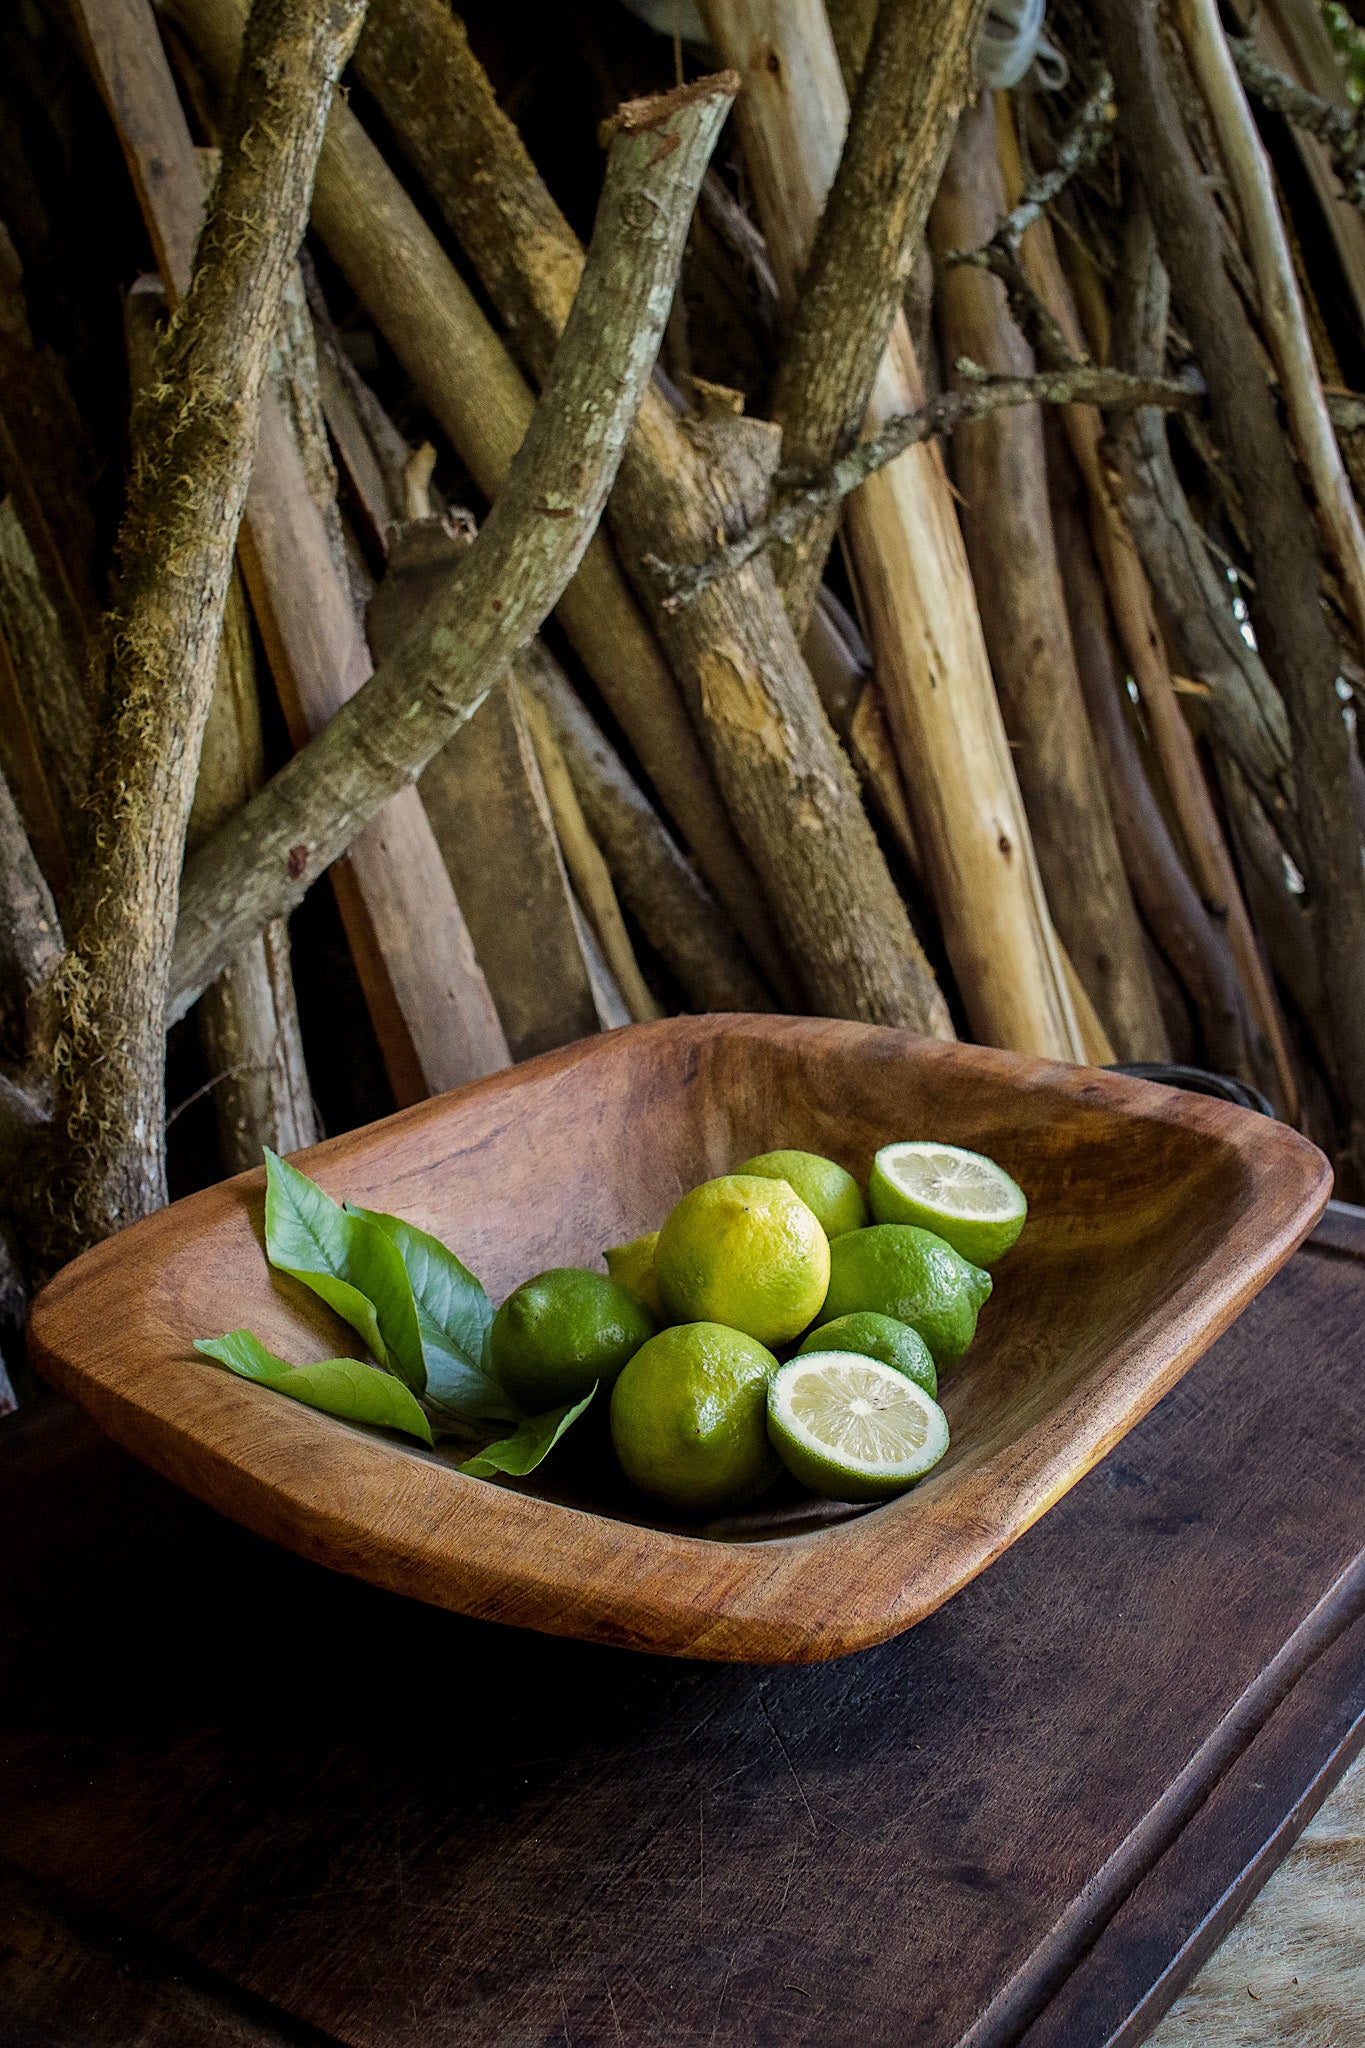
[29,1016,1333,1661]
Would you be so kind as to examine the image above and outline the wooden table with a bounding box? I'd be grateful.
[3,1208,1363,2047]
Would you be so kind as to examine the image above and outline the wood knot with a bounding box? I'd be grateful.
[287,844,309,880]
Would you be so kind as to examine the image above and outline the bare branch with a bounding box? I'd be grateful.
[40,0,368,1260]
[1230,36,1365,212]
[943,71,1116,371]
[652,364,1204,608]
[168,76,738,1015]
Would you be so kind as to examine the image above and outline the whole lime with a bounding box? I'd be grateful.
[815,1224,991,1368]
[735,1149,868,1239]
[603,1230,664,1319]
[490,1268,656,1410]
[610,1321,780,1511]
[654,1174,829,1347]
[798,1310,937,1396]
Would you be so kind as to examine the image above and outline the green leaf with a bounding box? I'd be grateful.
[460,1386,596,1479]
[195,1330,435,1446]
[263,1151,425,1391]
[345,1205,513,1427]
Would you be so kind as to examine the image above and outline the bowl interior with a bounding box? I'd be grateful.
[149,1021,1255,1538]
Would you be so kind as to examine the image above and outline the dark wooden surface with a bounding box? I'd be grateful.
[4,1209,1364,2048]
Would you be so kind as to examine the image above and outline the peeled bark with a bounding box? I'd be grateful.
[930,94,1167,1061]
[1046,413,1251,1078]
[1179,0,1365,656]
[997,92,1296,1109]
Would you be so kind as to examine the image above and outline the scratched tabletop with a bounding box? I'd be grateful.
[2,1206,1363,2048]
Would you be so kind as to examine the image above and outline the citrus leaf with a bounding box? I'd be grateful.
[263,1151,425,1391]
[459,1386,596,1479]
[345,1204,513,1426]
[195,1330,434,1445]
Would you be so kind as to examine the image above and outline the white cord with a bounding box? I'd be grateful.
[975,0,1069,91]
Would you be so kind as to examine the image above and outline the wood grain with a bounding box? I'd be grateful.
[4,1209,1364,2045]
[930,94,1167,1065]
[701,0,1088,1064]
[365,520,604,1062]
[28,1015,1329,1662]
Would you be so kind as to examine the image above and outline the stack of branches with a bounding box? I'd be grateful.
[3,0,1365,1372]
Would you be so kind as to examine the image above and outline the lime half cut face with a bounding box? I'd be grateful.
[767,1353,950,1502]
[868,1140,1027,1266]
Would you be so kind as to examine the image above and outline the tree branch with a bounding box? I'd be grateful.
[757,0,992,629]
[39,0,367,1261]
[942,71,1115,372]
[1230,34,1365,212]
[298,0,952,1033]
[168,75,738,1016]
[176,0,786,1008]
[652,364,1203,607]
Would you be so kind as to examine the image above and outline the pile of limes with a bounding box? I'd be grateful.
[489,1140,1027,1513]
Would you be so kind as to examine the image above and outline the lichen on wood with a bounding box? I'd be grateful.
[39,0,369,1261]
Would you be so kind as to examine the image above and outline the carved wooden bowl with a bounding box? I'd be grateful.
[29,1016,1331,1662]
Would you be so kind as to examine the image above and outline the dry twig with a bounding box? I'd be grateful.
[943,71,1116,372]
[1229,34,1365,210]
[651,363,1203,607]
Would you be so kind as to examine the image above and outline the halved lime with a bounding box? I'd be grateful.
[767,1352,950,1502]
[868,1141,1026,1266]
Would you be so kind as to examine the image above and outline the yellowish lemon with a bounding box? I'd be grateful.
[603,1230,664,1319]
[654,1173,830,1347]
